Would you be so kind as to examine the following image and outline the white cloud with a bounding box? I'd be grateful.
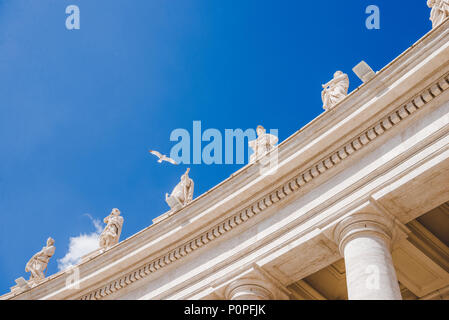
[57,215,103,271]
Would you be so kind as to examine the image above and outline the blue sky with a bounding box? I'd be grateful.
[0,0,431,294]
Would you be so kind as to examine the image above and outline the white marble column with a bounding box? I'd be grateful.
[225,279,273,300]
[334,213,402,300]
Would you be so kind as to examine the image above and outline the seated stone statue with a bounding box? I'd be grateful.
[99,208,124,251]
[428,0,449,28]
[249,125,278,162]
[25,237,56,286]
[321,71,349,111]
[165,168,194,211]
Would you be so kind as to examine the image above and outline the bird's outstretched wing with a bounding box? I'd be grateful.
[164,157,179,165]
[149,150,163,159]
[149,150,178,165]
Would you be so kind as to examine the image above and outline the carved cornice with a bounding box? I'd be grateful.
[77,73,449,300]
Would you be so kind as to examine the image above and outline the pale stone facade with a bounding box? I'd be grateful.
[2,9,449,301]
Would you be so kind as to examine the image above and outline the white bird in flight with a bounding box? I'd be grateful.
[149,150,179,165]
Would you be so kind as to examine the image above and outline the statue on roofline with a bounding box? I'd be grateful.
[321,71,349,111]
[249,125,278,162]
[99,208,124,251]
[25,237,56,286]
[165,168,194,211]
[428,0,449,28]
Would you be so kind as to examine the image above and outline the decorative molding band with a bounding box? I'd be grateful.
[79,73,449,300]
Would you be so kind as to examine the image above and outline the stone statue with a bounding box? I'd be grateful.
[249,125,279,162]
[99,208,124,251]
[428,0,449,28]
[165,168,194,211]
[321,71,349,111]
[25,237,56,286]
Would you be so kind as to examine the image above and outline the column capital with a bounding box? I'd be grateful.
[332,212,397,255]
[224,279,274,300]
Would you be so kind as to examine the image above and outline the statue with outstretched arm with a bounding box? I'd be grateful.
[25,237,55,285]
